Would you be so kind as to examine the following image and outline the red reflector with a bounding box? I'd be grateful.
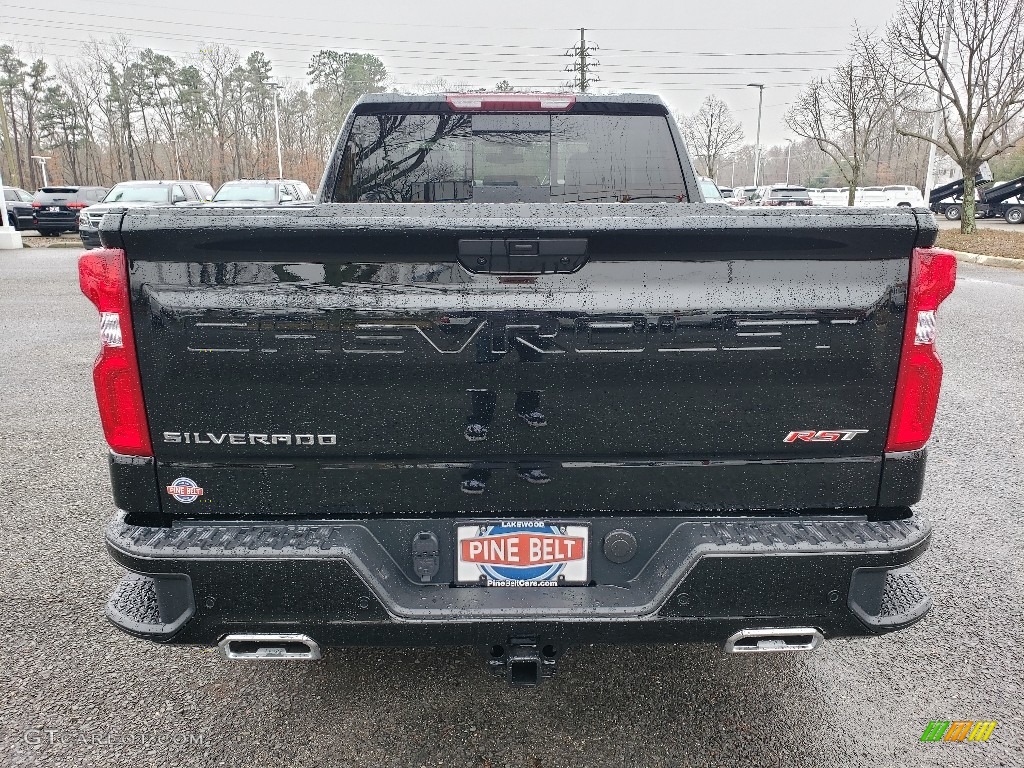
[446,93,576,112]
[885,247,957,453]
[79,248,153,457]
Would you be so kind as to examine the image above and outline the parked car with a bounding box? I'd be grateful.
[756,185,814,207]
[699,177,730,205]
[813,188,851,206]
[856,186,889,206]
[79,180,215,248]
[211,179,314,205]
[84,92,951,686]
[735,185,759,203]
[881,185,926,208]
[32,186,108,235]
[3,186,35,230]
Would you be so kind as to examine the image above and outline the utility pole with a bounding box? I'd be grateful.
[269,82,284,179]
[785,138,794,185]
[566,29,599,93]
[169,134,183,180]
[923,1,952,200]
[747,84,765,187]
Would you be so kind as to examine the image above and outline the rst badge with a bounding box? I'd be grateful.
[784,429,869,443]
[456,523,589,586]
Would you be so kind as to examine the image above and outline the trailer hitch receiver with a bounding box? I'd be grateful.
[486,637,560,686]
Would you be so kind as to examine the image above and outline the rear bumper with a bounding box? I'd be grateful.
[33,213,78,230]
[105,510,932,649]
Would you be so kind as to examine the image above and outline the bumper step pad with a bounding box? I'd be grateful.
[849,565,932,629]
[107,573,161,631]
[105,571,194,638]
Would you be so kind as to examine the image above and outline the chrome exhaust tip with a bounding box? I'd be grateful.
[218,633,321,660]
[724,627,824,654]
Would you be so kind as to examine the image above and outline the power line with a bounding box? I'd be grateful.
[62,0,585,32]
[588,25,849,31]
[0,5,570,52]
[1,6,848,59]
[0,27,833,79]
[4,0,856,35]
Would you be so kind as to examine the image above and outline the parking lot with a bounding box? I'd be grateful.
[935,218,1024,232]
[0,248,1021,768]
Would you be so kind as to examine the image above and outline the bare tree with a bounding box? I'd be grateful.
[883,0,1024,232]
[786,54,890,206]
[680,95,743,180]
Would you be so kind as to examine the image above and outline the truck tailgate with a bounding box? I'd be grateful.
[116,203,933,517]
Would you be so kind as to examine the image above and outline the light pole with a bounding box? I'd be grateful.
[30,155,51,187]
[785,138,794,185]
[170,136,183,180]
[747,84,765,187]
[269,83,284,180]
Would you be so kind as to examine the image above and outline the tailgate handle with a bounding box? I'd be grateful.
[458,238,588,274]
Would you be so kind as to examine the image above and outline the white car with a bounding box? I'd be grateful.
[882,185,926,207]
[855,185,926,208]
[856,186,890,206]
[817,188,851,206]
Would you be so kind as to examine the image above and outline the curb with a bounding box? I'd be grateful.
[953,251,1024,271]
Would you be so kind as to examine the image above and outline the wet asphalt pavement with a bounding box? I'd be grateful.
[0,249,1021,768]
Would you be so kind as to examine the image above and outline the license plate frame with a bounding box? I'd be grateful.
[455,521,590,587]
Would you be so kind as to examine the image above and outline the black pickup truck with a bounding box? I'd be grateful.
[81,93,956,686]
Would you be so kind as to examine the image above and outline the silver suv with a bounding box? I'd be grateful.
[79,180,214,248]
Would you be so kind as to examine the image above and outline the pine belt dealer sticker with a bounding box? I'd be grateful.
[456,523,589,586]
[166,477,203,503]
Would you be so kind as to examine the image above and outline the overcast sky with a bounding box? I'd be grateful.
[3,0,902,145]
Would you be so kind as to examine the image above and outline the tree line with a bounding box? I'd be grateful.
[0,39,388,191]
[682,0,1024,232]
[4,0,1023,234]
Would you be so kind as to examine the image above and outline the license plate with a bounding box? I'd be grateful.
[456,522,589,586]
[47,206,60,212]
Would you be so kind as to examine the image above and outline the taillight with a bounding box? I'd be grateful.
[67,202,88,209]
[446,93,576,111]
[32,202,41,208]
[79,248,153,456]
[885,247,957,452]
